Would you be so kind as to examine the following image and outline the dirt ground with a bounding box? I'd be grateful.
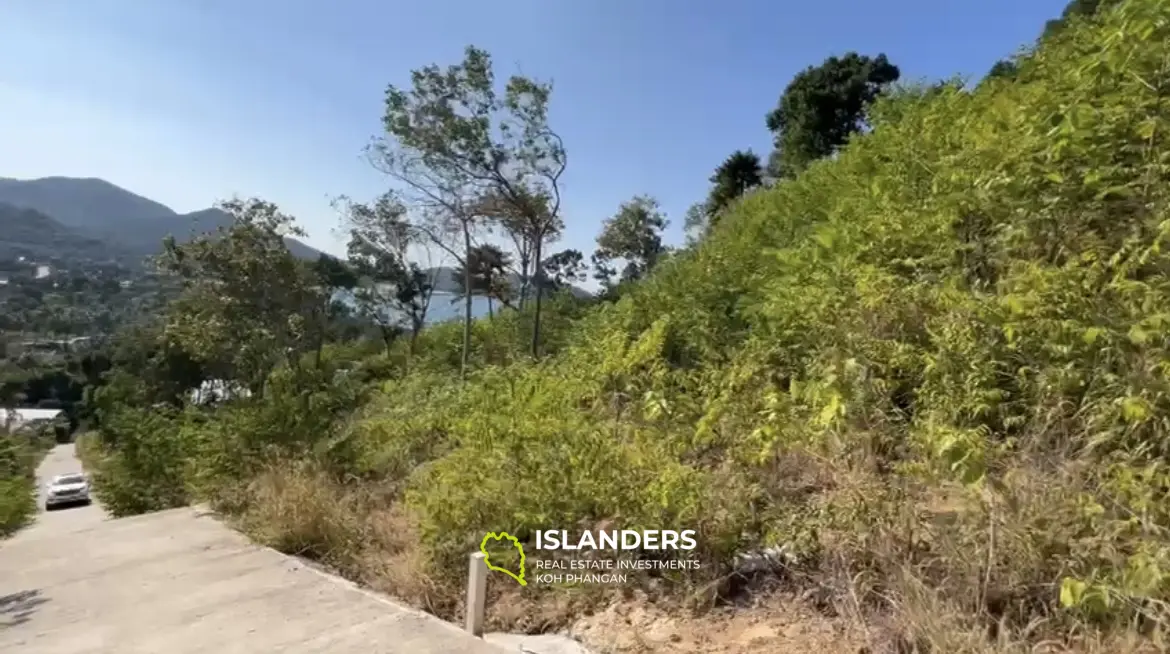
[565,592,864,654]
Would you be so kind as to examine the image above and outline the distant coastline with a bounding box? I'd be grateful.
[336,290,494,326]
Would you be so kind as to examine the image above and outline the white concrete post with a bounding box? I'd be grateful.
[465,551,487,637]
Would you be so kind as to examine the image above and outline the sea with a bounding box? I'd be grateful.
[337,290,494,326]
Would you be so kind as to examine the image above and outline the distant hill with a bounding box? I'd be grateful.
[0,177,322,260]
[423,266,591,298]
[0,203,136,265]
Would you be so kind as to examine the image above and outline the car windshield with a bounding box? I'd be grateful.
[54,474,85,485]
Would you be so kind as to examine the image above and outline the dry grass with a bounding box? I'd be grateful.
[218,455,1169,654]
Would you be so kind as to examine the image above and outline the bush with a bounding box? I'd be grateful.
[0,425,54,537]
[0,476,37,537]
[86,406,191,516]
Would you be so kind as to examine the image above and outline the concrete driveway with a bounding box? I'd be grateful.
[0,443,509,653]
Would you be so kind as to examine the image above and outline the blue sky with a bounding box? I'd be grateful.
[1,0,1066,260]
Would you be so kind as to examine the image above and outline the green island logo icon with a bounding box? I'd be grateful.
[480,531,527,586]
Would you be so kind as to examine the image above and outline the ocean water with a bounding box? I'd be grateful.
[423,292,495,324]
[337,290,494,326]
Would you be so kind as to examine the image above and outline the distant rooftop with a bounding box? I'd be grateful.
[1,408,64,430]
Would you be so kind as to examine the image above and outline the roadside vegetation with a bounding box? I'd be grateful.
[0,420,60,537]
[67,0,1170,650]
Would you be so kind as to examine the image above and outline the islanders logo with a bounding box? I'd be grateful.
[480,531,527,586]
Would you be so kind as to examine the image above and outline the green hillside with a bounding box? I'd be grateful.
[0,177,323,260]
[383,0,1170,636]
[0,203,135,265]
[71,1,1170,650]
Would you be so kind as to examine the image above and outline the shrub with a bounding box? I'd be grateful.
[86,406,191,516]
[0,425,54,537]
[0,476,36,537]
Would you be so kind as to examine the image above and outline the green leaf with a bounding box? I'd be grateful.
[1121,396,1149,422]
[1082,327,1104,345]
[1095,185,1132,201]
[1060,577,1087,608]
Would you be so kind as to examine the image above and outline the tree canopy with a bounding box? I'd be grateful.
[592,195,669,287]
[690,150,765,239]
[765,52,900,178]
[371,45,567,368]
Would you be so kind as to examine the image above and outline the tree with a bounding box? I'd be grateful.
[497,206,536,309]
[708,150,763,218]
[451,244,514,319]
[541,249,587,292]
[682,202,710,247]
[340,193,436,355]
[311,254,358,294]
[766,52,900,178]
[307,254,358,362]
[97,321,205,412]
[985,58,1021,82]
[592,196,669,287]
[347,239,434,354]
[156,197,321,392]
[1042,0,1121,39]
[370,45,567,370]
[476,188,564,316]
[688,150,764,240]
[986,0,1122,83]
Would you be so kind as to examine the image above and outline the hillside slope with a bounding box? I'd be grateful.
[0,177,322,259]
[341,1,1170,648]
[76,1,1170,651]
[0,203,135,264]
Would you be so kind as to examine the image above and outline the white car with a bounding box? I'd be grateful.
[45,472,91,510]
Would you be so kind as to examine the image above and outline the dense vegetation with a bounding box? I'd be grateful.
[30,0,1170,651]
[0,255,147,534]
[0,421,61,537]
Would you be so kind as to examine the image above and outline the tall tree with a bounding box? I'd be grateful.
[682,202,711,247]
[592,196,669,288]
[451,244,514,319]
[498,207,536,309]
[986,0,1122,82]
[689,150,765,240]
[340,193,436,356]
[156,198,320,393]
[311,254,358,294]
[307,253,358,363]
[766,52,900,178]
[541,249,587,292]
[370,45,567,370]
[1042,0,1121,39]
[472,190,555,311]
[984,59,1021,82]
[93,320,205,412]
[708,150,763,217]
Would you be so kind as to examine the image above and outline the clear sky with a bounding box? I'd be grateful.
[1,0,1066,259]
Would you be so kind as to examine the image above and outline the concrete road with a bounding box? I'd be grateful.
[27,441,106,534]
[0,443,509,654]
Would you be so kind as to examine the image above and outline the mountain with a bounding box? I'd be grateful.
[181,207,322,259]
[0,203,135,264]
[424,266,592,298]
[0,177,322,260]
